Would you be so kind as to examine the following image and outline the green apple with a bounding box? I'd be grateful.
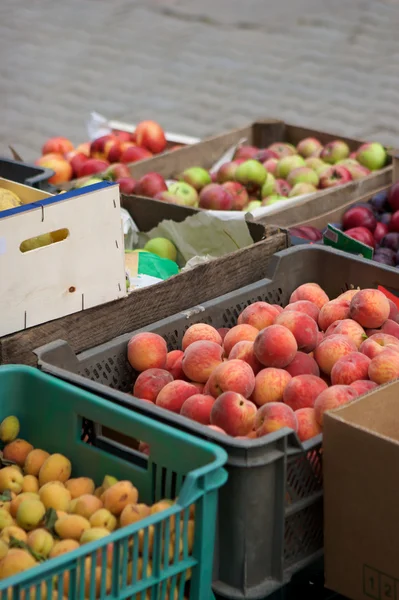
[76,176,104,188]
[261,173,276,198]
[287,167,319,187]
[168,182,199,207]
[243,200,262,212]
[288,183,318,197]
[144,237,177,261]
[261,195,287,206]
[275,156,305,179]
[235,160,267,188]
[179,167,211,191]
[356,142,387,171]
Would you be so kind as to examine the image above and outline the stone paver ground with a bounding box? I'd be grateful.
[1,0,399,160]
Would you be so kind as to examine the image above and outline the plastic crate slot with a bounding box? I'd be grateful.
[284,501,323,569]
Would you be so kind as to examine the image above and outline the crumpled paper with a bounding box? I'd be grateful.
[138,211,254,266]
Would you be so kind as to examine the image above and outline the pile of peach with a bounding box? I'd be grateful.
[127,285,399,441]
[0,416,192,598]
[35,120,177,185]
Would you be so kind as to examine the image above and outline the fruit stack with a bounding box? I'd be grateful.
[126,284,399,443]
[290,181,399,267]
[114,137,386,213]
[35,120,176,186]
[0,415,194,597]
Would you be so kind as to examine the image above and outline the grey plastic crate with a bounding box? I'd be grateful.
[35,245,399,600]
[0,157,54,189]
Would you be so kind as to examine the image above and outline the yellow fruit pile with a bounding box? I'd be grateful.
[0,188,22,212]
[0,416,193,599]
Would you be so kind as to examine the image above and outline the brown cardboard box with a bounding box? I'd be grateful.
[324,379,399,600]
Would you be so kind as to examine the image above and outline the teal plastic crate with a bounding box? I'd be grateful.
[0,366,227,600]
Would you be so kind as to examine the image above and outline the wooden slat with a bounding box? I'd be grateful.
[0,231,288,366]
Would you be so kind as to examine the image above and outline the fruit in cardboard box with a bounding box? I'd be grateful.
[235,160,267,189]
[199,183,233,210]
[288,183,318,197]
[356,142,387,171]
[168,182,199,207]
[275,156,306,179]
[134,120,167,154]
[79,158,110,177]
[179,167,211,191]
[221,182,249,210]
[36,154,73,184]
[42,137,74,156]
[320,140,350,164]
[287,167,319,187]
[296,138,323,158]
[117,177,137,195]
[134,173,168,198]
[319,165,352,188]
[120,146,153,164]
[144,237,177,261]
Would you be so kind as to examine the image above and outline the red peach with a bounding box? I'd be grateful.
[349,289,390,328]
[104,139,122,163]
[381,319,399,339]
[318,299,350,331]
[180,394,215,424]
[285,352,320,377]
[255,403,298,437]
[314,385,358,425]
[228,341,262,374]
[295,408,322,442]
[368,347,399,384]
[182,341,224,383]
[103,162,131,181]
[156,380,198,413]
[289,283,329,309]
[191,382,205,393]
[272,304,284,314]
[283,374,328,410]
[121,146,153,163]
[127,332,167,371]
[36,155,73,184]
[206,360,256,398]
[330,352,371,386]
[325,319,366,348]
[134,173,168,198]
[350,379,378,395]
[223,324,259,356]
[359,333,399,359]
[252,368,292,406]
[283,300,320,322]
[112,130,132,143]
[207,425,227,435]
[274,311,318,353]
[210,392,257,436]
[182,324,222,351]
[253,325,298,368]
[388,299,399,322]
[237,302,280,330]
[42,136,74,156]
[317,331,324,345]
[165,350,185,379]
[134,120,167,154]
[133,368,173,401]
[337,289,360,302]
[217,328,230,341]
[314,334,357,374]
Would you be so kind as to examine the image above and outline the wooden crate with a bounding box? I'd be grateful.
[286,153,399,231]
[0,179,126,337]
[0,195,287,366]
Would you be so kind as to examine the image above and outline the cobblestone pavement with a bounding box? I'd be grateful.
[1,0,399,160]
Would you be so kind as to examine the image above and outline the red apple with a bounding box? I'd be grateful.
[275,179,292,197]
[90,135,114,159]
[66,151,89,178]
[216,161,239,183]
[344,226,375,248]
[254,149,279,162]
[134,120,167,154]
[112,130,133,143]
[134,173,168,198]
[263,158,278,174]
[268,143,296,158]
[117,177,137,195]
[234,146,259,160]
[120,146,153,164]
[199,184,234,210]
[103,163,131,180]
[221,182,249,210]
[42,136,74,156]
[319,166,352,188]
[79,158,109,177]
[342,206,376,232]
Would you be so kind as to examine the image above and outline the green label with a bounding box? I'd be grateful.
[323,224,374,260]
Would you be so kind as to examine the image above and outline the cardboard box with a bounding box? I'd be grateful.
[0,195,287,365]
[324,380,399,600]
[0,178,126,337]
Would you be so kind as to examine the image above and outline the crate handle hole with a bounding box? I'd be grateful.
[19,228,69,253]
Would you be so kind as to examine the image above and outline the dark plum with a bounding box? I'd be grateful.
[380,212,392,225]
[380,232,399,251]
[396,249,399,265]
[389,182,399,212]
[375,247,395,259]
[370,190,389,213]
[374,254,396,267]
